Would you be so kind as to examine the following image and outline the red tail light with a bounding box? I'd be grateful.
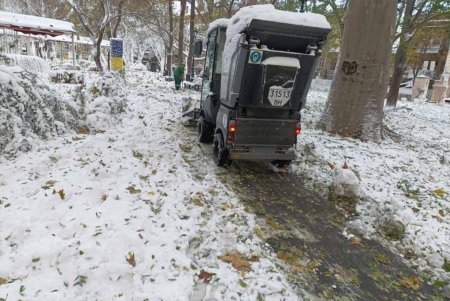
[295,122,301,135]
[228,120,237,133]
[227,120,237,145]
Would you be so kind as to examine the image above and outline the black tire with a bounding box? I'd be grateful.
[213,133,230,167]
[272,160,292,168]
[197,116,213,143]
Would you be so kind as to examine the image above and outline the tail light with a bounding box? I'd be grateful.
[295,122,301,135]
[227,120,237,145]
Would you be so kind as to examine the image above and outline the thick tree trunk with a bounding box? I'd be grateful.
[187,0,195,79]
[167,0,174,76]
[178,0,187,67]
[321,0,397,142]
[386,0,415,107]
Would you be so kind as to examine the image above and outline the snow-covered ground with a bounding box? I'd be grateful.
[293,91,450,286]
[0,71,298,300]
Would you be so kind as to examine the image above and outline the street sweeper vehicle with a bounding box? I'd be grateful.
[184,5,330,166]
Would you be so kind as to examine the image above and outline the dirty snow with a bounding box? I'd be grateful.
[0,71,298,300]
[292,91,450,286]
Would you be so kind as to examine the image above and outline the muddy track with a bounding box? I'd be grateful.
[180,125,439,301]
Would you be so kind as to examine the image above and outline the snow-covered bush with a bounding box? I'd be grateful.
[50,70,85,84]
[0,66,77,156]
[1,54,50,73]
[75,72,127,132]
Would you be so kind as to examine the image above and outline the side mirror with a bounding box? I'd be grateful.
[193,39,203,58]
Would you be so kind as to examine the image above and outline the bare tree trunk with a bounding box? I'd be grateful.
[433,30,450,81]
[386,0,415,107]
[187,0,195,79]
[167,0,174,76]
[177,0,187,67]
[321,0,397,142]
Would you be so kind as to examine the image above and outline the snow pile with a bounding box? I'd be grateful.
[331,165,360,199]
[226,4,330,44]
[128,63,147,71]
[76,72,127,132]
[292,91,450,285]
[0,66,77,156]
[1,54,50,73]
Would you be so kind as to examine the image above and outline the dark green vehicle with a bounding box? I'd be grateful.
[192,5,330,167]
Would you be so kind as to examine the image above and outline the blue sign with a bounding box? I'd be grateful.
[110,38,123,57]
[248,50,263,64]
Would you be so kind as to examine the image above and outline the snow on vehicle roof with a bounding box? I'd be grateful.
[262,56,300,68]
[226,5,330,43]
[207,18,230,36]
[0,11,75,35]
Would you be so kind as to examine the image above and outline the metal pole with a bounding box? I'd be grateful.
[191,29,197,80]
[71,32,75,68]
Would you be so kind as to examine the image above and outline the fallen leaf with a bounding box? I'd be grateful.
[327,162,336,170]
[132,150,143,159]
[374,253,390,265]
[219,252,253,273]
[399,275,420,291]
[0,277,7,285]
[77,127,90,134]
[126,252,136,267]
[198,270,215,283]
[248,255,260,262]
[438,209,445,217]
[433,188,446,198]
[58,189,65,200]
[432,215,443,223]
[101,195,107,202]
[266,217,282,230]
[350,237,363,246]
[42,180,56,190]
[126,186,141,194]
[342,161,349,169]
[239,279,247,287]
[411,207,420,213]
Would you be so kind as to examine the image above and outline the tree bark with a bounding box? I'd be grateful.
[433,29,450,81]
[321,0,397,141]
[386,0,416,107]
[187,0,195,79]
[177,0,187,67]
[167,0,174,76]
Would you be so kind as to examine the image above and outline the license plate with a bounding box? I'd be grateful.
[268,87,292,106]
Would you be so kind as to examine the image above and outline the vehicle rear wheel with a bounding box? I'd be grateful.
[213,133,230,167]
[272,160,291,168]
[197,116,213,143]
